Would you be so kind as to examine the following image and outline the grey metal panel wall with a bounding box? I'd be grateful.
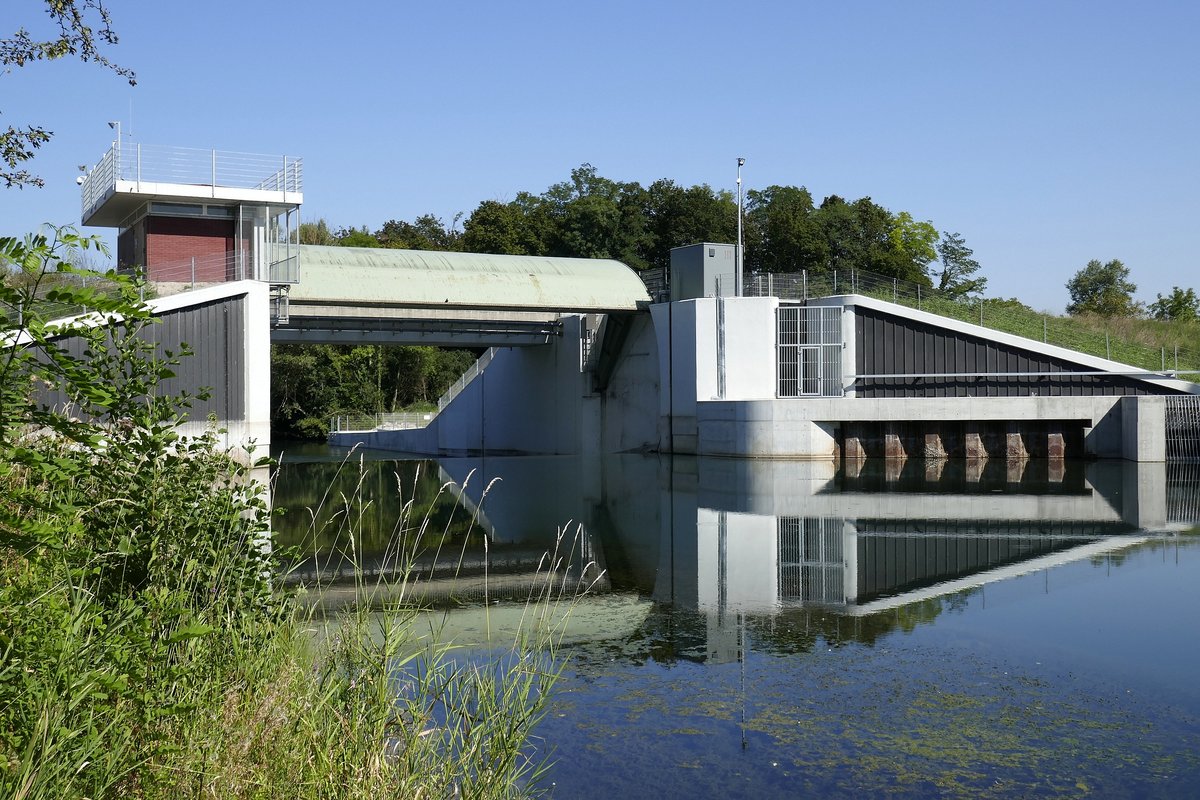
[854,306,1168,398]
[152,295,246,421]
[33,295,245,423]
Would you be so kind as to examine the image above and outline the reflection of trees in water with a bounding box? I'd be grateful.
[572,592,977,668]
[1090,531,1199,568]
[271,458,487,557]
[750,596,966,653]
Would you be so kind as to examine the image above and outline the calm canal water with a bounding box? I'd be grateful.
[273,442,1200,798]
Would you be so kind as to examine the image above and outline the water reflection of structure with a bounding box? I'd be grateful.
[272,450,609,609]
[611,456,1188,663]
[274,449,1198,655]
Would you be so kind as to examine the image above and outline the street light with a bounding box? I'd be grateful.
[108,121,121,177]
[736,157,745,297]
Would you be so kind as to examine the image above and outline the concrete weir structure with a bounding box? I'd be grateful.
[336,244,1200,462]
[68,141,1196,463]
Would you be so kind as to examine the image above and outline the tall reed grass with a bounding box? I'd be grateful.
[1,230,583,798]
[1,435,587,798]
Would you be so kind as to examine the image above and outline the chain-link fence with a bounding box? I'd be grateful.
[641,265,1199,375]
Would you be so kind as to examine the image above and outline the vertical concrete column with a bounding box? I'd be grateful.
[1121,396,1166,462]
[965,457,985,483]
[965,426,987,460]
[840,300,857,399]
[1006,457,1027,484]
[1005,422,1029,460]
[1046,424,1066,460]
[844,455,865,479]
[843,422,867,461]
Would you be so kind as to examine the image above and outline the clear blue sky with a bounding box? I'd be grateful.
[5,0,1198,312]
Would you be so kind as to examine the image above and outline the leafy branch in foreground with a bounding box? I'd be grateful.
[2,0,137,187]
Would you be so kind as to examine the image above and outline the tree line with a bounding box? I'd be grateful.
[300,163,990,300]
[1066,258,1199,321]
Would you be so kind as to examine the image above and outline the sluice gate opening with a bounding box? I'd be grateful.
[840,419,1084,461]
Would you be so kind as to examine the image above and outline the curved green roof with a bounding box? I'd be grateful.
[291,246,649,311]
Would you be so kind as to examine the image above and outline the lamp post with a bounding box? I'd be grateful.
[736,157,745,297]
[108,120,121,178]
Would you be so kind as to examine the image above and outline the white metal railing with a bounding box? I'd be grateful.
[437,348,495,412]
[330,411,434,434]
[81,143,303,216]
[127,251,243,286]
[328,349,497,435]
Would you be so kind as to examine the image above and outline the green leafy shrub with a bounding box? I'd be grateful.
[1,228,568,798]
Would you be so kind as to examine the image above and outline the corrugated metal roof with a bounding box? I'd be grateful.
[291,246,650,311]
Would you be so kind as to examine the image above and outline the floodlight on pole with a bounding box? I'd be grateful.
[736,157,745,297]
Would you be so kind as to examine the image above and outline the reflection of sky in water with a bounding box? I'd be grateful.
[272,447,1200,797]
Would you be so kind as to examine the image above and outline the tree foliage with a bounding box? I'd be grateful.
[2,1,136,187]
[271,343,476,439]
[1149,286,1199,322]
[297,218,336,246]
[343,164,951,287]
[376,213,462,250]
[935,230,987,299]
[1065,258,1140,317]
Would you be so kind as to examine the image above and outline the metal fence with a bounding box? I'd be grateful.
[1166,463,1200,522]
[438,348,495,412]
[329,411,434,433]
[639,265,1200,376]
[327,348,497,436]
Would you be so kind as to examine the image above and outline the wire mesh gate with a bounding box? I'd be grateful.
[777,305,843,397]
[1165,396,1200,462]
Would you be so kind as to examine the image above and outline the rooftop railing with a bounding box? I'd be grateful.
[81,142,303,215]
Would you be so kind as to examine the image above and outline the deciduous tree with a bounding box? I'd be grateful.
[375,213,462,251]
[744,185,824,274]
[934,230,987,299]
[1149,286,1199,321]
[462,200,528,255]
[1065,259,1140,317]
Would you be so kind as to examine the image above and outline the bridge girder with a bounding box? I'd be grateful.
[271,314,561,348]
